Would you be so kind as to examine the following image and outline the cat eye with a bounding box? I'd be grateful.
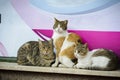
[42,47,45,49]
[82,46,85,48]
[48,46,51,49]
[78,51,80,53]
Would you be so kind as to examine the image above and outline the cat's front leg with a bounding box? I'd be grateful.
[74,63,81,69]
[52,57,59,67]
[74,63,87,69]
[59,64,68,68]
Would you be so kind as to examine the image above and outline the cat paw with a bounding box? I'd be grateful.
[73,64,86,69]
[52,63,58,67]
[73,65,79,69]
[58,64,67,68]
[73,65,76,68]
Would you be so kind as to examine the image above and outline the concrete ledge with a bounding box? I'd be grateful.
[1,70,120,80]
[0,62,120,78]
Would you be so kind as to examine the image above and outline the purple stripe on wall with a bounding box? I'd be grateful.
[33,29,120,59]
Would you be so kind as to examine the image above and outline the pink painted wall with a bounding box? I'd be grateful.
[0,0,120,58]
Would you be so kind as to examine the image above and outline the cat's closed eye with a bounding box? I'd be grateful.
[82,46,85,48]
[42,46,45,49]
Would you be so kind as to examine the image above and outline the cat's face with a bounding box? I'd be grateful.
[74,43,88,58]
[38,39,54,58]
[53,18,68,33]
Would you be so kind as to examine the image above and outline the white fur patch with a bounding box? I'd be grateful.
[59,56,74,68]
[52,30,68,46]
[74,51,80,59]
[91,56,110,68]
[52,57,59,67]
[60,33,74,52]
[52,30,68,40]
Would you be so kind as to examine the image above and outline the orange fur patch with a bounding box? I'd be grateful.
[67,33,82,44]
[55,37,65,57]
[59,45,76,59]
[59,33,82,59]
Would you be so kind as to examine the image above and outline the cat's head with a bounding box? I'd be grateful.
[74,43,89,58]
[38,39,54,59]
[53,18,68,33]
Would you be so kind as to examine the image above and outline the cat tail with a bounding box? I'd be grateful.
[86,66,117,71]
[85,66,102,70]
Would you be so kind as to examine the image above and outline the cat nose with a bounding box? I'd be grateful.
[44,50,48,54]
[43,52,48,55]
[58,29,61,31]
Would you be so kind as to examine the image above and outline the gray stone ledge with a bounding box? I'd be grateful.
[0,62,120,78]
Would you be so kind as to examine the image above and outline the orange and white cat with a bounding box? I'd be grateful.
[52,18,68,67]
[58,33,82,67]
[52,18,82,67]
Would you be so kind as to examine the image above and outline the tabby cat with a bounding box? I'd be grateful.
[52,18,82,68]
[74,43,119,70]
[17,39,55,67]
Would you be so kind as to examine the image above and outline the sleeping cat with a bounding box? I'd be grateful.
[17,39,55,67]
[74,43,118,70]
[52,18,68,67]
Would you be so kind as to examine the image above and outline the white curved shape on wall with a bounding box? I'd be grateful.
[45,0,96,7]
[0,0,40,57]
[30,0,120,14]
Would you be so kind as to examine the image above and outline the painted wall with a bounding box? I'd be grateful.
[0,0,120,58]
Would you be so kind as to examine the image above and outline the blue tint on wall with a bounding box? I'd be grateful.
[30,0,120,14]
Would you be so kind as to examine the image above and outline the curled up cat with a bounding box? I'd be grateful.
[74,43,119,71]
[17,39,55,67]
[52,18,82,68]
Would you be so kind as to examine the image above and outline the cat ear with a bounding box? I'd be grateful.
[84,43,88,47]
[49,39,53,45]
[64,20,68,24]
[75,42,80,47]
[38,39,42,45]
[84,43,89,51]
[54,18,58,22]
